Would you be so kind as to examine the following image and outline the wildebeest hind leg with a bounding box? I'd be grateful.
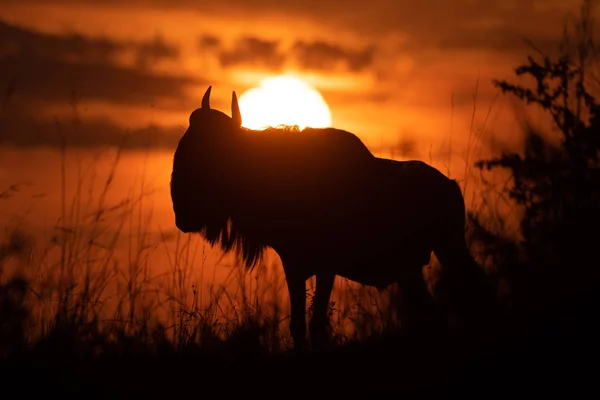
[433,237,499,334]
[283,267,308,353]
[397,268,440,332]
[309,273,335,351]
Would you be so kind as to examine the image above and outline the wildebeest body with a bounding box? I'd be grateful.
[171,87,498,351]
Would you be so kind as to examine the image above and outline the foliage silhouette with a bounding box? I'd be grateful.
[472,0,600,316]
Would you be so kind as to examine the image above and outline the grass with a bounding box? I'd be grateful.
[1,78,597,396]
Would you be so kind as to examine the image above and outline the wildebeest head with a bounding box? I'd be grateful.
[188,85,242,137]
[170,86,243,237]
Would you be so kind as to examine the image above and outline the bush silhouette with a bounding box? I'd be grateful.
[472,0,600,315]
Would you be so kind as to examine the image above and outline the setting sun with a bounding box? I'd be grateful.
[237,76,332,130]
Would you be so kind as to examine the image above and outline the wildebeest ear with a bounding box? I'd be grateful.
[202,86,212,109]
[231,91,242,127]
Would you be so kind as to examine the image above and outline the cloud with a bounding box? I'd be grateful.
[0,0,583,153]
[291,40,375,72]
[0,19,200,150]
[3,1,579,78]
[199,35,376,73]
[1,104,184,150]
[1,54,197,107]
[8,0,577,39]
[399,25,563,56]
[198,34,221,50]
[0,19,198,107]
[217,36,285,70]
[0,19,179,66]
[133,34,180,70]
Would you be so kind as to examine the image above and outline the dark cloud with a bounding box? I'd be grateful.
[217,36,285,70]
[292,40,375,72]
[1,54,197,106]
[198,34,221,50]
[0,18,201,150]
[6,0,577,39]
[400,25,563,55]
[200,35,376,73]
[133,34,180,70]
[1,104,184,150]
[0,0,583,152]
[0,19,179,66]
[3,1,581,79]
[0,19,125,64]
[0,19,197,107]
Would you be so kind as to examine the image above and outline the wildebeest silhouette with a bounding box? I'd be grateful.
[170,86,497,351]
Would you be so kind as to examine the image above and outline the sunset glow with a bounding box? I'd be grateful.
[237,76,332,130]
[0,1,590,392]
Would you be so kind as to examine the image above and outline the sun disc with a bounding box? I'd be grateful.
[238,76,332,130]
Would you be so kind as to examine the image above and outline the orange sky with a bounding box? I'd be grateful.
[0,0,593,323]
[0,0,586,159]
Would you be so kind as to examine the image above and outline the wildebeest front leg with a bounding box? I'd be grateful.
[285,274,308,352]
[309,273,335,350]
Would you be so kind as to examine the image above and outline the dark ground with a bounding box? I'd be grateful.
[1,285,597,398]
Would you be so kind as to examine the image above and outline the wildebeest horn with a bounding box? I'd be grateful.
[202,86,212,109]
[232,91,242,126]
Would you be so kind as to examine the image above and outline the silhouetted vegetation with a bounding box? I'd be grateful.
[1,1,599,395]
[471,0,600,322]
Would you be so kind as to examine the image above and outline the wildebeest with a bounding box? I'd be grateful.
[170,86,497,351]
